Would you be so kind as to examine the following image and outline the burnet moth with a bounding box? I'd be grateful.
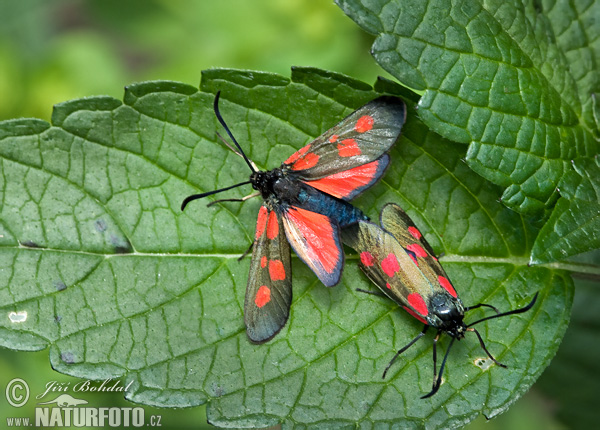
[181,92,406,343]
[342,203,538,398]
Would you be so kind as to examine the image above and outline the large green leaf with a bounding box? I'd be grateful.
[531,156,600,264]
[536,269,600,430]
[0,68,571,428]
[336,0,599,219]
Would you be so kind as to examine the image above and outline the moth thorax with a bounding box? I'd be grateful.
[428,293,467,338]
[250,170,282,199]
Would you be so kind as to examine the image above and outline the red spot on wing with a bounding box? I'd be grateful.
[408,293,429,316]
[285,208,339,274]
[408,226,422,240]
[407,252,418,266]
[267,211,279,240]
[290,152,320,171]
[255,206,268,239]
[329,134,339,143]
[355,115,374,133]
[255,286,271,308]
[260,256,267,268]
[337,138,362,157]
[438,276,457,298]
[268,260,286,281]
[304,160,381,199]
[407,243,428,258]
[360,251,375,266]
[403,306,427,324]
[386,282,392,290]
[381,253,400,277]
[284,144,311,165]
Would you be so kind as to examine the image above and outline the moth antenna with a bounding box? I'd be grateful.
[213,91,257,173]
[382,325,429,379]
[467,327,507,368]
[421,336,456,399]
[464,302,500,314]
[467,292,538,328]
[181,181,252,211]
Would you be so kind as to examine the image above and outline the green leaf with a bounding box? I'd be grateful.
[336,0,600,215]
[531,156,600,264]
[0,69,571,428]
[536,274,600,430]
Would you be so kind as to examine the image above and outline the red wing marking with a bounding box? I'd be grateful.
[267,211,279,240]
[268,260,286,281]
[408,293,429,316]
[408,226,422,240]
[255,206,268,239]
[407,243,428,258]
[284,207,340,275]
[360,251,375,267]
[386,282,392,290]
[407,251,418,266]
[438,276,457,298]
[381,253,400,277]
[304,159,381,199]
[337,138,362,157]
[403,306,427,324]
[290,153,320,171]
[284,144,311,165]
[260,256,267,268]
[255,286,271,308]
[355,115,374,133]
[329,134,339,143]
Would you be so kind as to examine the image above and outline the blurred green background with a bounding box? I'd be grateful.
[0,0,586,428]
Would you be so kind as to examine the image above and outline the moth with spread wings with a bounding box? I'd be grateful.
[342,203,538,398]
[181,92,406,343]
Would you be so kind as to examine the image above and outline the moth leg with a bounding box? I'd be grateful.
[238,242,254,261]
[467,327,507,368]
[207,191,260,207]
[431,331,441,384]
[421,335,456,399]
[355,288,387,298]
[382,325,429,378]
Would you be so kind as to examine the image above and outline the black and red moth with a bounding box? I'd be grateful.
[342,203,538,398]
[181,92,406,343]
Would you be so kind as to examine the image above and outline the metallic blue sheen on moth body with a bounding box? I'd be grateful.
[182,93,407,343]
